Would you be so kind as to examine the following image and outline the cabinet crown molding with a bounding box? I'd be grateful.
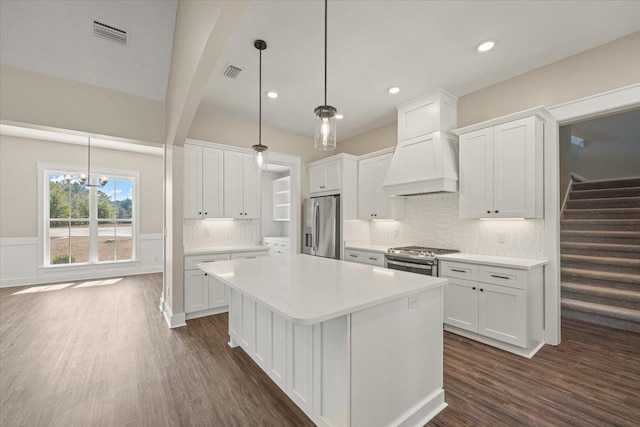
[452,106,551,136]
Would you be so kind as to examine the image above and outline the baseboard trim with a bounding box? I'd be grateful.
[0,266,162,288]
[395,388,447,427]
[162,301,186,329]
[444,325,545,359]
[185,306,229,320]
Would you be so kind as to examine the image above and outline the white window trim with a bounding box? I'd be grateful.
[38,162,140,269]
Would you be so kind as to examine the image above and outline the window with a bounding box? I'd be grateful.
[44,166,137,267]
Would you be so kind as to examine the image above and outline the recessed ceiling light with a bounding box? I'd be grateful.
[266,91,278,98]
[388,87,400,94]
[477,40,495,52]
[335,114,344,119]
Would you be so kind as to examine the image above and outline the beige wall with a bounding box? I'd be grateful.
[457,32,640,127]
[0,64,166,144]
[338,32,640,152]
[334,121,397,156]
[0,134,164,238]
[189,110,321,163]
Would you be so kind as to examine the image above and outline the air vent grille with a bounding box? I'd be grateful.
[222,64,242,79]
[93,20,127,46]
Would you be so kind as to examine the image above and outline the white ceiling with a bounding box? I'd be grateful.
[199,0,640,141]
[0,0,177,101]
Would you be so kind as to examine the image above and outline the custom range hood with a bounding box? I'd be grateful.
[383,90,459,196]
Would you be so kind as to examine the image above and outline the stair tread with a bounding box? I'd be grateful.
[561,267,640,284]
[561,299,640,322]
[570,186,640,199]
[560,254,640,267]
[573,178,640,191]
[561,230,640,237]
[562,281,640,301]
[561,218,640,224]
[561,241,640,251]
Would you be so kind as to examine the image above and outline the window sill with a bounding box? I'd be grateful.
[39,260,140,273]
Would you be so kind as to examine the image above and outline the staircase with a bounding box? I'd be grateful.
[561,177,640,332]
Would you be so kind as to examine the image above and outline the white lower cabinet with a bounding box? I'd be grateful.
[184,251,267,319]
[441,259,543,356]
[344,248,385,267]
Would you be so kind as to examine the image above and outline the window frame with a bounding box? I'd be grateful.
[38,162,140,269]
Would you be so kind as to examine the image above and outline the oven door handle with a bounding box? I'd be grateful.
[386,259,434,270]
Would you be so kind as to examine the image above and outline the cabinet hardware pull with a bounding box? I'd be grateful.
[198,212,202,215]
[491,274,510,280]
[451,269,466,273]
[487,210,490,214]
[204,273,208,276]
[472,287,476,290]
[349,254,357,257]
[495,210,499,213]
[480,288,484,292]
[204,212,207,215]
[368,257,377,260]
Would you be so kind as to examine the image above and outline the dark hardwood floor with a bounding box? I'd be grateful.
[1,274,638,426]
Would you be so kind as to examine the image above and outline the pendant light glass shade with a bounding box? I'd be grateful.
[313,105,337,150]
[252,144,268,168]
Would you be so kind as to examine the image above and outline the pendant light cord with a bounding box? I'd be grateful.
[259,48,262,146]
[324,0,327,106]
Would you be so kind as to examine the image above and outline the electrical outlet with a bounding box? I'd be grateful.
[497,231,506,244]
[408,295,419,309]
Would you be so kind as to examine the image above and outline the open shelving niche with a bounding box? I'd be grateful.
[272,175,291,221]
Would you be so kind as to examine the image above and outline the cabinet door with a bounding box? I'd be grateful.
[268,312,288,390]
[242,153,260,218]
[358,158,375,219]
[202,147,224,218]
[183,144,203,218]
[478,283,527,347]
[208,275,227,308]
[493,116,539,218]
[184,270,208,313]
[443,278,479,333]
[224,151,244,218]
[253,303,269,369]
[373,153,394,218]
[308,165,324,193]
[323,160,341,192]
[459,127,494,219]
[229,288,242,342]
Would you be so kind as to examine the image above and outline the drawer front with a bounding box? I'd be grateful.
[185,253,231,270]
[345,249,363,263]
[361,251,385,266]
[440,261,479,281]
[479,266,526,290]
[231,251,268,260]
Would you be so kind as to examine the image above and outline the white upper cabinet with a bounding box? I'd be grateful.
[183,144,223,219]
[308,159,341,194]
[459,115,543,219]
[358,153,405,219]
[397,90,458,142]
[224,151,260,219]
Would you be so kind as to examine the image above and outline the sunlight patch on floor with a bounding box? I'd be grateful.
[12,278,124,294]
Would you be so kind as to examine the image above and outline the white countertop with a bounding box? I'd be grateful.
[344,242,391,254]
[199,254,447,325]
[263,236,290,242]
[438,253,547,270]
[184,245,268,256]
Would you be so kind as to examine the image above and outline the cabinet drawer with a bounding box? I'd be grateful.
[185,253,231,270]
[479,266,526,290]
[440,261,479,281]
[345,249,363,263]
[361,252,385,266]
[231,251,268,260]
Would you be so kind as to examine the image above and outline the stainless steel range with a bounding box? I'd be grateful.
[385,246,459,276]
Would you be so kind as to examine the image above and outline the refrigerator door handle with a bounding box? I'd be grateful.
[314,203,320,252]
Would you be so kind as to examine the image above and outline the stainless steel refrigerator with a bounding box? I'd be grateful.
[303,195,340,259]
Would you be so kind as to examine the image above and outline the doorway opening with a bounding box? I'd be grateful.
[261,163,293,256]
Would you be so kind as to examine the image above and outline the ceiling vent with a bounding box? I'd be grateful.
[93,20,128,46]
[221,64,242,79]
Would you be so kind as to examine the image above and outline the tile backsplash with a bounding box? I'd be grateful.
[183,219,259,249]
[370,193,546,259]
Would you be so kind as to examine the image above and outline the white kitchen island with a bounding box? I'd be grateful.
[199,254,448,427]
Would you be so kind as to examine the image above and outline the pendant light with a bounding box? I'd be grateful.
[252,39,268,169]
[65,137,108,187]
[314,0,337,151]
